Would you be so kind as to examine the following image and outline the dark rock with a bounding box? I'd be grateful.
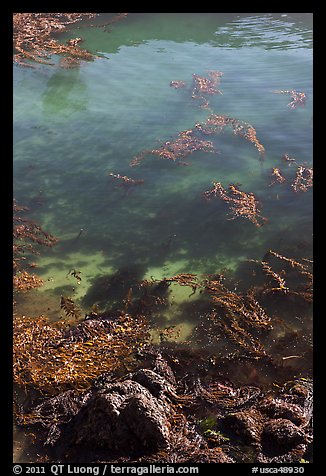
[259,398,307,426]
[132,368,175,397]
[71,380,171,453]
[262,418,306,451]
[223,409,264,443]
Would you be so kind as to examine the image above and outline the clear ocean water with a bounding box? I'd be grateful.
[13,11,313,462]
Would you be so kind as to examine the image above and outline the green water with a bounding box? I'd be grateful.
[13,12,313,464]
[13,13,312,347]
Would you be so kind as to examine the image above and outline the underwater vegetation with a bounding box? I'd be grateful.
[13,12,312,464]
[13,13,128,67]
[13,200,58,293]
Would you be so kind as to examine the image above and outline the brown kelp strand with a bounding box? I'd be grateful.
[203,277,272,331]
[249,250,313,301]
[272,90,307,109]
[196,114,265,157]
[108,172,144,188]
[13,313,150,395]
[60,296,82,320]
[170,80,187,89]
[203,182,267,227]
[197,276,273,357]
[13,13,98,66]
[191,71,224,109]
[162,273,201,295]
[130,129,216,167]
[13,200,58,292]
[269,168,286,186]
[291,165,313,192]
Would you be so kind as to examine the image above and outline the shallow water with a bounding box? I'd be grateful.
[14,13,312,376]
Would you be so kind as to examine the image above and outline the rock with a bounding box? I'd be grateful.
[223,409,264,443]
[262,418,306,451]
[71,380,171,453]
[259,398,307,426]
[132,368,175,397]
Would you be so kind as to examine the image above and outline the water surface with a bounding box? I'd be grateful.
[13,11,313,373]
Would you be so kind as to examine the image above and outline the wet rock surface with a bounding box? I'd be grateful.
[71,380,171,452]
[16,348,313,463]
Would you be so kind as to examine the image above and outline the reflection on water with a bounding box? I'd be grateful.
[13,12,313,461]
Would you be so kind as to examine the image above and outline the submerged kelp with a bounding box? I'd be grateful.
[13,200,57,292]
[130,128,216,167]
[195,114,265,157]
[13,12,312,465]
[13,13,128,67]
[203,182,267,227]
[13,255,313,462]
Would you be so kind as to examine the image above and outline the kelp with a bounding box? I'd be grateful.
[268,161,312,193]
[291,165,313,193]
[170,80,186,89]
[130,128,216,167]
[108,172,144,193]
[203,182,267,227]
[13,271,44,293]
[13,200,57,292]
[201,278,273,358]
[196,114,265,157]
[170,70,223,109]
[272,90,307,109]
[269,167,286,186]
[13,313,150,395]
[60,296,82,320]
[191,71,224,109]
[13,13,97,66]
[249,250,313,302]
[13,13,128,67]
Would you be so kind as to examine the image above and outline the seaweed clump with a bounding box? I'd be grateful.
[272,90,307,109]
[130,128,216,167]
[196,113,265,157]
[13,13,97,66]
[191,71,224,109]
[13,313,150,395]
[249,250,313,302]
[13,13,129,67]
[203,182,267,227]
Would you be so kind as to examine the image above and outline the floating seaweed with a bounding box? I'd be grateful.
[269,168,286,186]
[13,13,128,67]
[13,14,97,66]
[249,250,313,301]
[170,80,187,89]
[291,165,313,193]
[13,271,44,293]
[203,182,267,227]
[130,129,216,167]
[272,90,307,109]
[108,172,144,194]
[191,71,224,109]
[196,114,265,157]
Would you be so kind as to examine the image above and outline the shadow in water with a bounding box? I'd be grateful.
[42,66,88,117]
